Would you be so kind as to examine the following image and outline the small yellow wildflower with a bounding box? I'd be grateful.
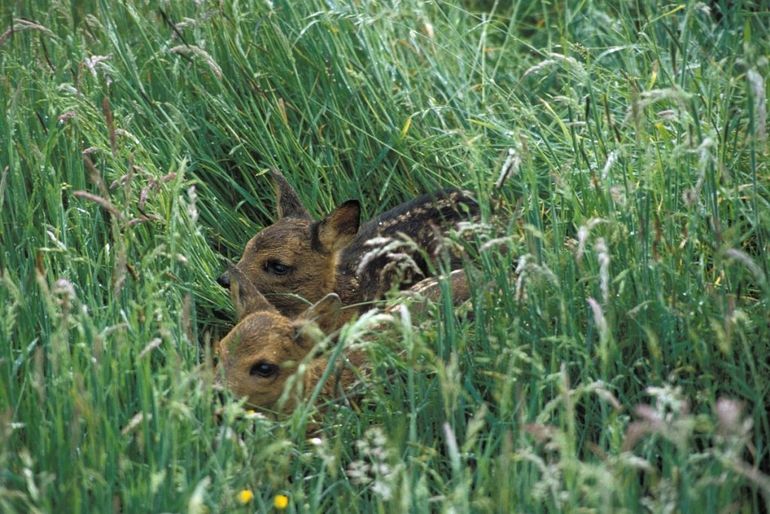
[273,494,289,510]
[236,489,254,505]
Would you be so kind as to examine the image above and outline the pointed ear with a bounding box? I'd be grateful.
[270,168,311,220]
[312,200,360,253]
[227,266,276,320]
[297,293,343,334]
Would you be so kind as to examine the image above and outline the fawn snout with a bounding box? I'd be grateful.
[216,271,230,289]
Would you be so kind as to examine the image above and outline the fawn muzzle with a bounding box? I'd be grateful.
[216,271,231,289]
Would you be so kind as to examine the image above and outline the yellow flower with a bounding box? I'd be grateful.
[236,489,254,505]
[273,494,289,510]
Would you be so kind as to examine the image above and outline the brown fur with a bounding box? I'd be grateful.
[216,270,470,414]
[218,169,478,317]
[216,310,362,413]
[226,216,347,317]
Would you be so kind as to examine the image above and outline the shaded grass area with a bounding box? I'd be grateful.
[1,0,769,511]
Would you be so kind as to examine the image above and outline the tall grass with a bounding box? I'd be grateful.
[1,0,768,512]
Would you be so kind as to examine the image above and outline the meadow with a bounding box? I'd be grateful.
[1,0,769,512]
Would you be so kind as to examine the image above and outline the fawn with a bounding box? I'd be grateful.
[216,266,470,414]
[217,169,478,318]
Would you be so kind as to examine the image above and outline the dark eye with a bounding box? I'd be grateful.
[249,361,279,378]
[264,260,291,275]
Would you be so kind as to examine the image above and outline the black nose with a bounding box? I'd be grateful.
[216,272,230,288]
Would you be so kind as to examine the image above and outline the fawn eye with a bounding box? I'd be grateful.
[249,361,279,378]
[264,260,291,275]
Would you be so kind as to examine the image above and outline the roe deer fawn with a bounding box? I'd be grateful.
[217,170,478,318]
[216,266,470,414]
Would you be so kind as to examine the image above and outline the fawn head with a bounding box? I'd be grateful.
[218,169,360,317]
[217,267,343,411]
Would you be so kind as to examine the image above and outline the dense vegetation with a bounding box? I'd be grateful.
[1,0,768,512]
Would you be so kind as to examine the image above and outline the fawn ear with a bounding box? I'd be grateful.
[270,168,311,220]
[297,293,343,334]
[228,266,277,320]
[312,200,360,253]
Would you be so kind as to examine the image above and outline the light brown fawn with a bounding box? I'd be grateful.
[217,169,478,318]
[216,266,469,414]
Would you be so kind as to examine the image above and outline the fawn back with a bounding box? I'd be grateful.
[218,170,478,317]
[335,187,477,305]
